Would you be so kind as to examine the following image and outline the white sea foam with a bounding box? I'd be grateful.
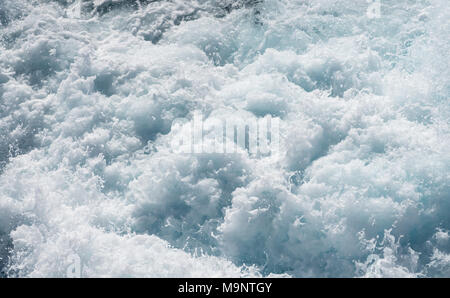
[0,0,449,277]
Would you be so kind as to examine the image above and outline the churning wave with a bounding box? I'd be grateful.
[0,0,449,277]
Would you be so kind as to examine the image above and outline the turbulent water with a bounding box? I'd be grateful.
[0,0,449,278]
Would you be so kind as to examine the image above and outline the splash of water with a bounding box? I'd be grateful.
[0,0,449,277]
